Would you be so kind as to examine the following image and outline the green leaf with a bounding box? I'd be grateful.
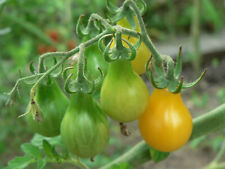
[150,148,170,163]
[37,158,47,169]
[21,143,42,159]
[42,140,60,162]
[31,134,63,149]
[43,140,54,158]
[109,162,133,169]
[6,156,33,169]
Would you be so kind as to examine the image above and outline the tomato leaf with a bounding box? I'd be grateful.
[150,148,170,163]
[21,143,42,159]
[5,156,33,169]
[37,158,47,169]
[43,140,54,158]
[109,162,133,169]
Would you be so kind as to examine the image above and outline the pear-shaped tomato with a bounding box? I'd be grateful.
[100,60,149,122]
[60,92,109,158]
[26,79,69,137]
[113,16,151,75]
[139,88,193,152]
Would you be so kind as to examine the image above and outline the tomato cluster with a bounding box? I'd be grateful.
[26,16,193,160]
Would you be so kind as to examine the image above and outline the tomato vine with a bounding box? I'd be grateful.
[5,0,224,169]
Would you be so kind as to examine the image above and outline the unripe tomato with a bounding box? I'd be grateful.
[100,60,149,122]
[61,92,109,158]
[26,79,69,137]
[139,88,193,152]
[114,16,151,74]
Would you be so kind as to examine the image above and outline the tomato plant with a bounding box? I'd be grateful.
[115,16,151,75]
[71,43,108,95]
[5,0,217,168]
[100,60,149,122]
[61,91,109,158]
[139,88,193,152]
[26,79,69,137]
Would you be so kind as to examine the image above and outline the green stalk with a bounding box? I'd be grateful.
[100,103,225,169]
[125,0,162,64]
[77,44,85,82]
[192,0,201,73]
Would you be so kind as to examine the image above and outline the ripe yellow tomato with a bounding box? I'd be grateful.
[139,88,193,152]
[113,16,150,75]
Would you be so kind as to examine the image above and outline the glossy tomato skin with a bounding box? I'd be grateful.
[60,92,109,158]
[26,79,69,137]
[100,60,149,122]
[139,89,193,152]
[84,44,108,80]
[116,17,151,75]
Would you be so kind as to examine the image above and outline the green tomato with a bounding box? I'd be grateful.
[60,91,109,158]
[73,43,108,80]
[71,43,108,97]
[26,79,69,137]
[100,60,149,122]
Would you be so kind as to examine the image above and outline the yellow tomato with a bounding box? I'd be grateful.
[139,88,193,152]
[113,16,150,75]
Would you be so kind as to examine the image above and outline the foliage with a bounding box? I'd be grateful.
[0,0,225,169]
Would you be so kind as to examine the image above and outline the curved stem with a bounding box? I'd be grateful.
[77,44,85,82]
[125,0,162,65]
[6,73,44,97]
[30,30,109,100]
[90,13,113,31]
[100,103,225,169]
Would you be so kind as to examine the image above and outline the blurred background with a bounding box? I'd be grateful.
[0,0,225,168]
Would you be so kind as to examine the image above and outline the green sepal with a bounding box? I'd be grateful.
[29,61,36,74]
[64,73,94,94]
[171,77,184,94]
[104,39,118,62]
[62,66,73,80]
[133,33,142,50]
[167,78,177,92]
[183,69,206,89]
[76,15,89,38]
[121,38,136,61]
[174,46,182,78]
[98,34,114,53]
